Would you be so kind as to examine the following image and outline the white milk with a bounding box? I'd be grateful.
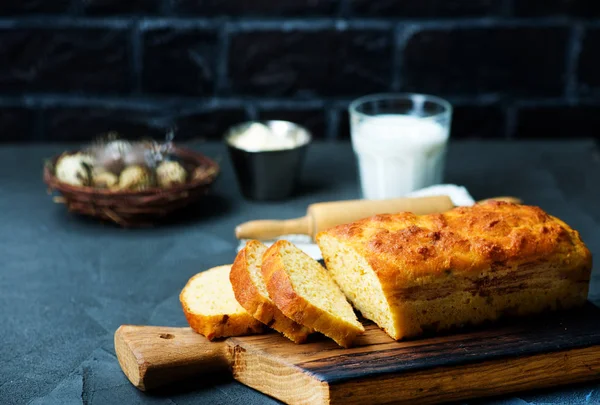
[351,114,449,200]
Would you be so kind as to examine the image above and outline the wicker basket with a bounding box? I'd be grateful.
[44,147,220,227]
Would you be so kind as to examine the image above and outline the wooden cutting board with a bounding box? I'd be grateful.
[116,302,600,405]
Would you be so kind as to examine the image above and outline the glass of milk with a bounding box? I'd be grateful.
[349,93,452,200]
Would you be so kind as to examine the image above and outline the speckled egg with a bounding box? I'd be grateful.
[92,170,119,189]
[156,160,187,188]
[116,165,154,191]
[55,153,94,187]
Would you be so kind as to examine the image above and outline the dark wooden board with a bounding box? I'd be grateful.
[227,302,600,405]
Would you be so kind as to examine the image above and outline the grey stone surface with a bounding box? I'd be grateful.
[1,140,599,405]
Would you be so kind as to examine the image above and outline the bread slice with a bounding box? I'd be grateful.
[230,240,312,344]
[180,264,264,340]
[261,240,364,348]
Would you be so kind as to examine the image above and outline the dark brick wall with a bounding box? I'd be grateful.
[0,0,599,142]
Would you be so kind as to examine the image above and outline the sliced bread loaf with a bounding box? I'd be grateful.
[261,240,364,348]
[316,202,592,340]
[180,264,264,340]
[230,240,312,344]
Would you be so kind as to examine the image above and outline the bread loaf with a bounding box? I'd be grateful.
[230,240,312,343]
[180,265,264,340]
[261,240,364,348]
[317,201,592,340]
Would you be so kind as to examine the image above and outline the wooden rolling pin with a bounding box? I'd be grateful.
[235,195,522,241]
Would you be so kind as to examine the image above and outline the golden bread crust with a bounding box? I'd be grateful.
[319,201,592,287]
[180,269,264,341]
[230,240,311,344]
[261,240,364,348]
[317,202,592,340]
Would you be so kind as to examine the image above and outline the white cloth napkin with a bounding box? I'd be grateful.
[236,184,476,260]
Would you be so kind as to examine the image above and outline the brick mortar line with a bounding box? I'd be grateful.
[577,92,600,103]
[1,95,600,109]
[35,97,251,110]
[447,94,505,104]
[215,22,231,95]
[580,20,600,28]
[130,20,143,94]
[565,24,584,104]
[228,19,393,31]
[166,98,249,115]
[252,99,327,109]
[0,16,585,30]
[0,95,489,107]
[0,17,132,29]
[331,94,506,107]
[210,17,579,31]
[138,18,217,30]
[0,96,29,107]
[391,24,402,91]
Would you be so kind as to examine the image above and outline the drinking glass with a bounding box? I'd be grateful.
[349,93,452,200]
